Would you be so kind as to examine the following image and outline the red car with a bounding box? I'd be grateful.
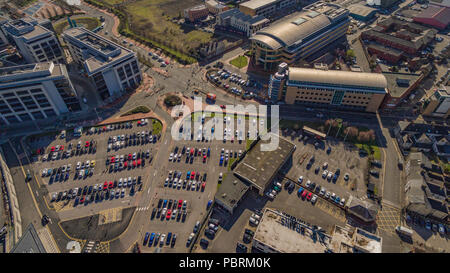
[128,153,132,160]
[201,182,206,191]
[178,200,182,209]
[109,181,113,189]
[166,209,172,220]
[80,196,85,203]
[51,146,55,152]
[307,192,312,201]
[301,190,307,199]
[190,148,194,156]
[137,159,141,166]
[203,155,207,163]
[124,161,128,168]
[103,182,108,190]
[198,150,202,156]
[132,160,136,168]
[85,141,90,148]
[111,157,115,163]
[190,171,195,180]
[60,145,64,151]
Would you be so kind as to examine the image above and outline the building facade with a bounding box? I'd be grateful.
[423,86,450,118]
[250,2,350,70]
[216,9,269,37]
[0,18,65,65]
[268,64,387,112]
[205,0,229,14]
[0,62,81,126]
[184,5,210,22]
[62,27,142,100]
[239,0,297,17]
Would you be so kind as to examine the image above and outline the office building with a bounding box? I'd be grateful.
[205,0,229,14]
[268,64,387,112]
[239,0,297,18]
[0,62,81,126]
[0,18,64,64]
[216,8,269,37]
[62,27,142,100]
[250,2,350,70]
[423,85,450,118]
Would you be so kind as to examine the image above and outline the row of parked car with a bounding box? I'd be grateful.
[151,199,188,223]
[164,170,208,192]
[168,146,211,163]
[106,150,151,172]
[42,140,97,162]
[87,121,138,135]
[296,177,346,206]
[107,130,158,151]
[143,231,176,248]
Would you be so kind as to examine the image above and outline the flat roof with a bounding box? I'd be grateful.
[288,67,388,91]
[233,133,295,191]
[330,225,382,253]
[382,72,422,98]
[239,0,278,10]
[414,4,450,27]
[214,173,250,210]
[253,208,331,253]
[348,4,377,17]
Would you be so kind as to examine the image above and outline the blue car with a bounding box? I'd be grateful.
[55,173,60,181]
[335,196,340,204]
[143,232,150,246]
[207,200,213,209]
[207,148,210,157]
[219,156,224,166]
[186,171,191,179]
[298,187,304,195]
[149,232,155,246]
[332,174,338,182]
[65,172,69,181]
[166,232,172,245]
[163,199,168,208]
[49,176,54,183]
[47,169,52,176]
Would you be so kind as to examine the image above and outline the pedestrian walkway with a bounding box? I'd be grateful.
[36,227,59,253]
[135,206,150,212]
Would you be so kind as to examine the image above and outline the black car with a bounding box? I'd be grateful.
[284,181,291,189]
[177,211,182,221]
[173,199,178,210]
[182,211,187,222]
[243,233,252,243]
[151,208,156,219]
[156,208,162,218]
[236,242,247,253]
[171,234,177,247]
[82,186,88,195]
[200,238,209,249]
[41,215,50,226]
[168,199,173,208]
[244,229,254,237]
[315,166,320,174]
[158,199,163,208]
[205,229,215,239]
[288,183,295,192]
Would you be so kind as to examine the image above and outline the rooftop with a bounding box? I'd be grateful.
[239,0,279,10]
[62,27,135,75]
[0,62,63,85]
[330,225,382,253]
[288,67,388,91]
[214,173,250,210]
[382,71,422,98]
[250,2,348,49]
[253,208,331,253]
[10,224,46,253]
[233,133,296,191]
[413,4,450,28]
[348,4,377,17]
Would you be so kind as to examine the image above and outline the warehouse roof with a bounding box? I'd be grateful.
[413,5,450,29]
[288,67,388,90]
[348,4,377,18]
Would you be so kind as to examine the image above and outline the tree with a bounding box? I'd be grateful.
[344,126,359,138]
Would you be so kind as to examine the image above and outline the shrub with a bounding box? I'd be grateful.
[164,95,182,107]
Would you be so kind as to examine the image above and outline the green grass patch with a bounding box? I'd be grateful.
[152,119,163,135]
[356,144,381,160]
[246,139,254,150]
[227,158,236,171]
[11,0,37,8]
[54,17,101,35]
[121,106,151,117]
[230,55,248,69]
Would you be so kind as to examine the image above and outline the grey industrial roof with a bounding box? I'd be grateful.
[347,198,378,222]
[233,133,296,191]
[348,4,377,17]
[214,173,250,211]
[251,12,331,49]
[382,72,422,98]
[288,67,388,90]
[10,223,46,253]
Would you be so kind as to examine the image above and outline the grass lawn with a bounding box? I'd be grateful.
[227,158,236,171]
[356,144,381,160]
[123,0,212,54]
[54,17,101,34]
[246,139,254,150]
[230,55,248,69]
[121,106,150,117]
[152,119,163,135]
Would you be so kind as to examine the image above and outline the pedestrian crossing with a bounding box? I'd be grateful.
[136,206,150,212]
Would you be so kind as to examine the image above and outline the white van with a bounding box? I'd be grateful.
[395,226,413,237]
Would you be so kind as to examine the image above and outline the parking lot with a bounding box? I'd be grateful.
[26,119,162,222]
[138,113,248,252]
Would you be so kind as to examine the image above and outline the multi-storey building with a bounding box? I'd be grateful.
[0,18,65,64]
[250,2,350,70]
[423,86,450,118]
[239,0,297,18]
[62,27,142,100]
[184,4,210,22]
[0,62,81,126]
[205,0,229,14]
[268,63,387,112]
[216,8,269,37]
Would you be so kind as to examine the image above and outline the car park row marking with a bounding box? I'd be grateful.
[136,206,150,211]
[314,199,347,222]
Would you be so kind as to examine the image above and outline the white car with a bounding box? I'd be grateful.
[340,198,346,206]
[169,153,173,161]
[76,162,81,170]
[323,162,328,169]
[327,172,333,181]
[322,170,328,179]
[325,191,331,199]
[311,194,318,204]
[298,176,304,183]
[305,180,311,188]
[319,187,326,196]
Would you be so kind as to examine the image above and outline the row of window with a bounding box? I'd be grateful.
[1,108,56,124]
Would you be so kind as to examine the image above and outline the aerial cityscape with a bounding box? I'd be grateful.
[0,0,448,259]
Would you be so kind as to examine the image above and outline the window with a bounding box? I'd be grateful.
[44,109,56,117]
[31,111,44,119]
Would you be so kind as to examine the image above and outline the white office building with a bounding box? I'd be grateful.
[62,27,142,100]
[0,18,65,64]
[216,8,269,37]
[0,62,81,126]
